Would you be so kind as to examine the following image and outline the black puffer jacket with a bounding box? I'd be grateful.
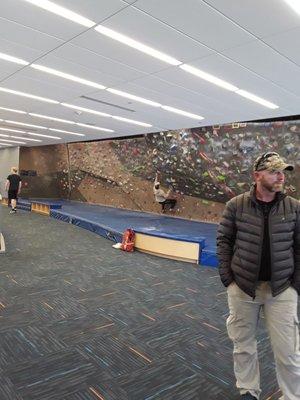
[217,186,300,297]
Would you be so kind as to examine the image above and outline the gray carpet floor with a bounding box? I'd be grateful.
[0,206,298,400]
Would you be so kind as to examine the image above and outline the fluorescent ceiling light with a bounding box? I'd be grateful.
[0,142,12,146]
[106,88,161,107]
[235,89,279,109]
[76,123,114,132]
[0,127,25,133]
[0,133,9,137]
[180,64,238,91]
[0,52,29,65]
[5,120,48,129]
[22,0,95,27]
[61,103,110,117]
[0,106,26,114]
[0,138,26,144]
[26,131,62,139]
[31,64,106,89]
[10,135,42,142]
[161,105,204,120]
[49,128,85,137]
[0,87,59,104]
[95,25,182,66]
[29,113,74,124]
[284,0,300,14]
[112,116,152,127]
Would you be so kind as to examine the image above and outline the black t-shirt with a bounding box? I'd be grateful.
[256,198,277,281]
[7,174,21,191]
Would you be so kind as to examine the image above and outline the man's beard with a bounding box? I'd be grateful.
[262,181,284,192]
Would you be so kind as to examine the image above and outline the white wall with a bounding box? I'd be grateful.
[0,147,20,197]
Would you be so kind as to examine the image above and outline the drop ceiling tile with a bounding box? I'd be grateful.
[0,62,25,81]
[179,52,300,109]
[0,0,89,40]
[50,0,129,23]
[223,40,300,95]
[0,17,63,54]
[2,74,84,103]
[134,0,254,51]
[20,53,125,88]
[72,30,181,74]
[98,6,214,62]
[49,43,147,82]
[263,27,300,67]
[204,0,300,37]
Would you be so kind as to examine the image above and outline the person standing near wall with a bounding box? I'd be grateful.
[5,167,22,214]
[217,152,300,400]
[153,172,177,213]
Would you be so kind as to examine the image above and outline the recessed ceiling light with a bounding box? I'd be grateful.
[0,106,27,114]
[5,120,48,129]
[161,105,204,120]
[94,25,182,66]
[29,113,75,124]
[106,88,162,107]
[10,135,42,142]
[61,103,110,117]
[0,87,59,104]
[49,128,85,137]
[22,0,95,27]
[0,138,26,144]
[112,116,152,127]
[0,127,26,133]
[31,64,106,89]
[76,123,114,132]
[0,52,29,65]
[235,90,279,109]
[180,64,238,91]
[26,131,62,139]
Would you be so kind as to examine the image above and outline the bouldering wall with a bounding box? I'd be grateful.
[19,119,300,223]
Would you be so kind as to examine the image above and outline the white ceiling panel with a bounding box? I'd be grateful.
[18,54,125,88]
[49,43,147,82]
[45,0,129,23]
[263,27,300,66]
[0,62,25,81]
[72,30,178,74]
[0,0,89,40]
[2,75,84,103]
[223,40,300,95]
[98,6,214,62]
[0,37,45,63]
[178,52,300,109]
[0,17,63,54]
[203,0,300,38]
[134,0,254,51]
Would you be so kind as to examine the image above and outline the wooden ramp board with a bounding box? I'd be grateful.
[31,202,50,216]
[134,232,200,264]
[0,233,5,253]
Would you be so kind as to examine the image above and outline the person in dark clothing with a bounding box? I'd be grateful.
[153,172,177,213]
[5,167,22,214]
[217,152,300,400]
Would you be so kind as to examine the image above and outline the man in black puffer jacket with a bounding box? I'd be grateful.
[217,152,300,400]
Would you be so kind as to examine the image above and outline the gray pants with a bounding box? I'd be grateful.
[227,282,300,400]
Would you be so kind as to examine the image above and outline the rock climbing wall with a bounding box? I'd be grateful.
[19,119,300,223]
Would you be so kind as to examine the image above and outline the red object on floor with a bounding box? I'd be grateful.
[121,228,135,252]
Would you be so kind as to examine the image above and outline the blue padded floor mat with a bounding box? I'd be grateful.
[24,199,218,267]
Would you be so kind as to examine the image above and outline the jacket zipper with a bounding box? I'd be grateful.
[253,207,265,300]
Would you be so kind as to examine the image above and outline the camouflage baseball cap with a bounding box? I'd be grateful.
[254,152,294,172]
